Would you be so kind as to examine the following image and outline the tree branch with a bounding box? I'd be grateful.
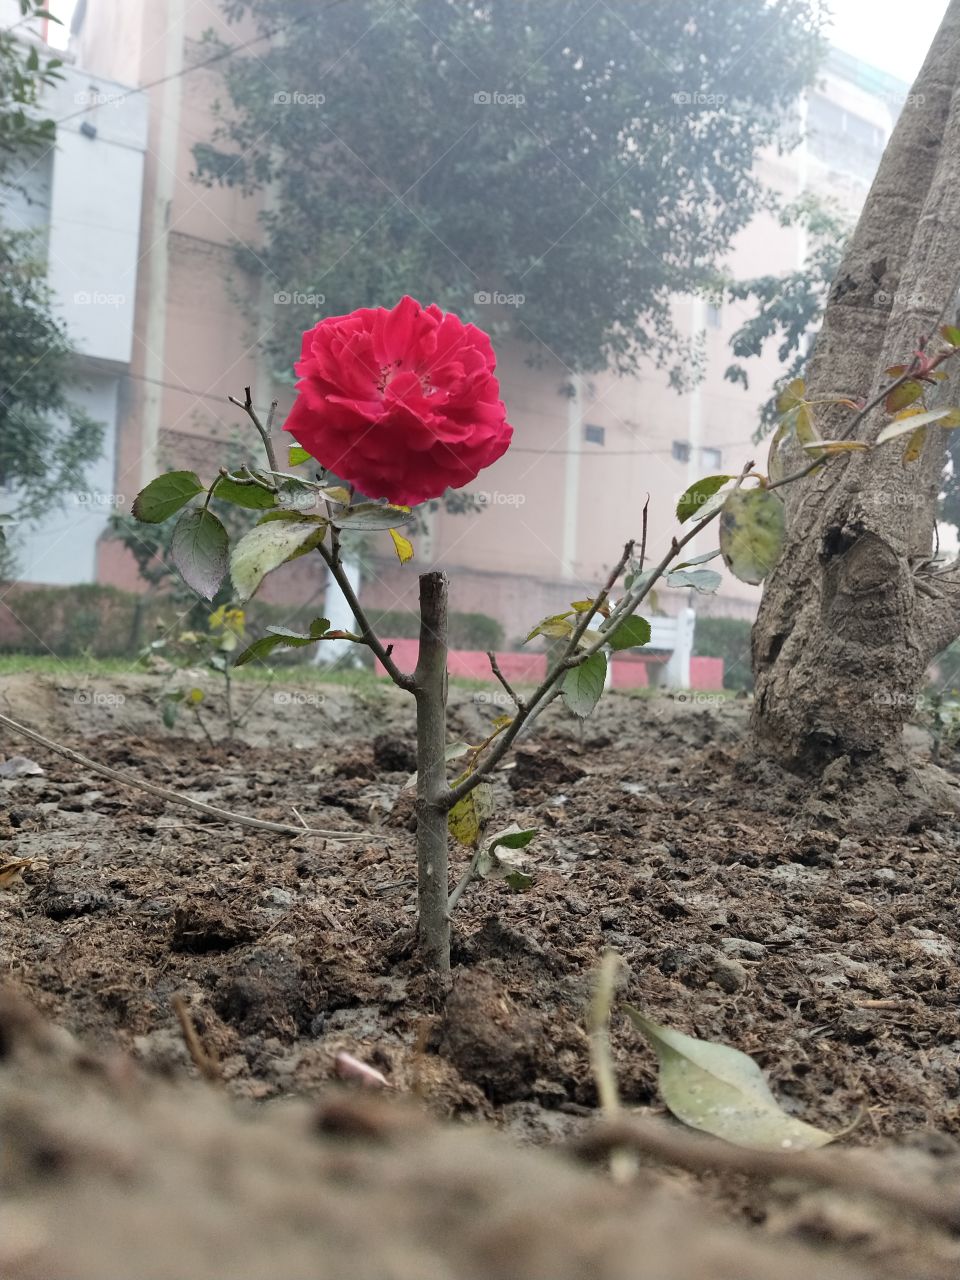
[228,387,279,475]
[316,539,415,691]
[487,651,526,711]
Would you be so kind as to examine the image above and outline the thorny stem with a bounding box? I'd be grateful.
[487,650,526,712]
[316,539,414,690]
[228,386,280,476]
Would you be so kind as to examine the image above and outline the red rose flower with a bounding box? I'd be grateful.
[282,295,514,507]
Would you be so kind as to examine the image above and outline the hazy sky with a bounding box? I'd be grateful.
[46,0,951,84]
[827,0,949,80]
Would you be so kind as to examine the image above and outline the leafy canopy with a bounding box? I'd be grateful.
[195,0,827,380]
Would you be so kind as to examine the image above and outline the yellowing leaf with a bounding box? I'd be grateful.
[902,426,927,465]
[448,781,494,848]
[876,407,952,445]
[884,379,924,413]
[524,612,574,643]
[776,378,805,413]
[288,445,311,466]
[793,402,818,447]
[800,440,869,455]
[624,1008,835,1152]
[388,528,414,564]
[0,858,33,889]
[719,488,786,585]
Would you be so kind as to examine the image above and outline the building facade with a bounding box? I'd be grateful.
[8,1,909,644]
[0,1,147,586]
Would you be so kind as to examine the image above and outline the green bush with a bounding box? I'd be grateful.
[368,609,504,650]
[693,616,754,692]
[0,585,506,661]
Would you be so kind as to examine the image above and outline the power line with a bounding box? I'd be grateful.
[53,0,352,127]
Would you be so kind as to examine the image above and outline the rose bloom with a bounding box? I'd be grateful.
[283,295,514,507]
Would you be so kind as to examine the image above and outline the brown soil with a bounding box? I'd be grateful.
[2,670,960,1279]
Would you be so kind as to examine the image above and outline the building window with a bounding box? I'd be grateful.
[706,303,722,329]
[584,423,605,445]
[701,446,722,468]
[672,440,690,463]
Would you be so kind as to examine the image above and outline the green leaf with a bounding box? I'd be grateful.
[624,1007,834,1152]
[719,488,785,586]
[488,825,537,851]
[665,567,722,593]
[331,502,414,530]
[170,508,229,600]
[230,520,327,603]
[476,824,537,891]
[132,471,203,523]
[676,475,733,524]
[268,617,332,642]
[673,548,721,569]
[213,477,278,510]
[876,407,952,444]
[256,508,317,525]
[884,380,924,413]
[233,617,331,667]
[288,444,312,466]
[448,781,494,848]
[561,651,607,717]
[940,325,960,347]
[604,615,651,651]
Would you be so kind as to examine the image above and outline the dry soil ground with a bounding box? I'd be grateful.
[1,669,960,1279]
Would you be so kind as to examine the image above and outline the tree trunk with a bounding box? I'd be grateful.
[751,0,960,793]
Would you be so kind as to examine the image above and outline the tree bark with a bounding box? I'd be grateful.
[751,0,960,786]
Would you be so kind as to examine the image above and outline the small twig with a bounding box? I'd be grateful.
[447,850,481,915]
[0,710,357,839]
[172,994,220,1082]
[487,651,526,711]
[191,705,216,749]
[228,386,279,475]
[638,496,649,573]
[572,1116,960,1233]
[587,952,636,1184]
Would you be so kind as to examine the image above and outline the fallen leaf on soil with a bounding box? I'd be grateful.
[0,756,44,778]
[624,1007,835,1152]
[0,859,34,889]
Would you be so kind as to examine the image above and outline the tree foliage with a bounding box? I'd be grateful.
[0,1,103,538]
[724,194,850,427]
[195,0,827,380]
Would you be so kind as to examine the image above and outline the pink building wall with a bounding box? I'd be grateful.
[374,639,724,691]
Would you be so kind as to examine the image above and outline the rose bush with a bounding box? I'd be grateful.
[283,295,514,506]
